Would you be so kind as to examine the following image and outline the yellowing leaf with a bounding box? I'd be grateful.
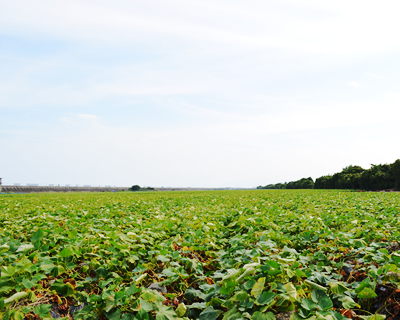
[251,277,266,297]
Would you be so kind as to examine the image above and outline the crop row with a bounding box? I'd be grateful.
[0,190,399,320]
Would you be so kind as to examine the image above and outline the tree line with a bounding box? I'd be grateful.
[129,185,156,192]
[257,159,400,191]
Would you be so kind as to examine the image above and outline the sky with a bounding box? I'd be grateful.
[1,0,400,188]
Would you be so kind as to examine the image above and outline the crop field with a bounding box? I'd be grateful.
[1,190,400,320]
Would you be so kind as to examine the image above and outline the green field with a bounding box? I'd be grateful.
[1,190,399,320]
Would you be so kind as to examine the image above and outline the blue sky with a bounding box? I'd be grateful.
[1,0,400,187]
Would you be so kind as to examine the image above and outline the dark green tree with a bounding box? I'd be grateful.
[129,185,141,191]
[390,159,400,190]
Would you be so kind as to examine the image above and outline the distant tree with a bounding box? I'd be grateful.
[259,159,400,191]
[314,175,333,189]
[286,177,314,189]
[390,160,400,190]
[257,182,287,189]
[129,185,141,191]
[360,164,393,190]
[314,160,399,190]
[129,185,156,192]
[341,165,365,175]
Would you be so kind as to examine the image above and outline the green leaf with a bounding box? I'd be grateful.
[105,297,116,313]
[141,291,156,303]
[20,306,32,314]
[329,282,348,294]
[105,308,122,320]
[140,298,153,312]
[136,309,150,320]
[251,277,266,297]
[96,267,110,279]
[184,287,207,301]
[265,312,276,320]
[155,304,179,320]
[127,255,139,263]
[40,263,55,274]
[355,278,375,294]
[222,307,239,320]
[31,229,44,242]
[257,291,277,306]
[339,296,360,309]
[32,273,47,283]
[220,279,236,295]
[295,269,307,278]
[357,288,377,299]
[33,304,52,318]
[27,290,37,303]
[121,314,136,320]
[252,311,276,320]
[199,307,223,320]
[14,310,24,320]
[290,313,316,320]
[157,255,170,262]
[251,311,276,320]
[244,279,256,290]
[1,266,16,278]
[60,247,74,258]
[233,291,248,302]
[311,290,328,304]
[318,296,333,311]
[353,239,367,248]
[22,279,35,289]
[301,298,317,311]
[50,281,75,297]
[51,265,65,277]
[125,284,138,296]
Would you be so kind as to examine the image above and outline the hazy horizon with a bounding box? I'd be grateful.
[2,1,400,188]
